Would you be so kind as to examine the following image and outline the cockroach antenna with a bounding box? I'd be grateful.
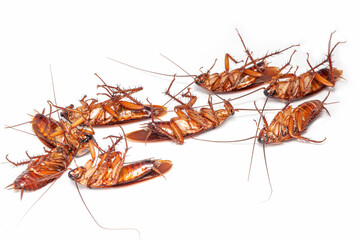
[159,53,228,105]
[49,65,61,121]
[73,180,142,240]
[106,57,193,78]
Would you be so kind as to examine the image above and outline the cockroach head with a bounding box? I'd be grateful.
[263,87,276,97]
[75,131,96,157]
[82,134,94,143]
[68,167,86,181]
[258,61,267,71]
[145,105,167,118]
[257,128,269,144]
[57,145,73,155]
[224,100,235,115]
[194,73,208,85]
[60,104,74,120]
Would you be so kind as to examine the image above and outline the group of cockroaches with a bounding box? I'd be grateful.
[5,29,344,225]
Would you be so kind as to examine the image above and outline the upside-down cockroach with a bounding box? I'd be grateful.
[126,77,235,144]
[257,94,330,144]
[49,74,167,128]
[6,114,96,198]
[249,92,333,199]
[264,32,344,101]
[6,145,74,199]
[68,130,172,188]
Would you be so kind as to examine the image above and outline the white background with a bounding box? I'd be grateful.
[0,1,359,240]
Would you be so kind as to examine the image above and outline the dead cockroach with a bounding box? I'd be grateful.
[249,92,333,199]
[264,32,344,101]
[70,158,172,188]
[6,115,96,198]
[126,78,235,144]
[6,145,74,199]
[50,73,167,128]
[68,129,172,188]
[256,94,331,144]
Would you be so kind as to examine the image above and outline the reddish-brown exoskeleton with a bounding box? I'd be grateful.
[6,145,74,199]
[6,107,96,198]
[264,32,344,100]
[126,77,235,144]
[68,129,172,188]
[51,74,167,128]
[249,92,332,200]
[257,94,331,144]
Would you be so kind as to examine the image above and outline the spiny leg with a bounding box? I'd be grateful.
[5,155,31,167]
[276,50,297,76]
[235,28,262,72]
[224,53,241,72]
[327,32,345,85]
[306,53,334,87]
[200,95,220,125]
[288,115,326,143]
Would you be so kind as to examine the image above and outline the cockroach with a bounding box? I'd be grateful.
[256,94,330,144]
[68,132,172,188]
[264,32,344,101]
[249,92,332,199]
[6,115,96,198]
[70,158,172,188]
[126,78,235,144]
[6,145,74,199]
[50,73,167,128]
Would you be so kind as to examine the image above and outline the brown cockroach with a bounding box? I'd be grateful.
[264,32,344,101]
[49,73,167,128]
[70,158,172,188]
[6,115,96,198]
[248,92,332,199]
[256,94,330,144]
[126,79,235,144]
[68,129,172,188]
[6,145,74,199]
